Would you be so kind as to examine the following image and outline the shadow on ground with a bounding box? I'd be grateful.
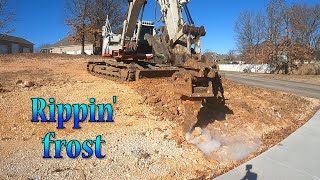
[241,164,258,180]
[192,96,234,129]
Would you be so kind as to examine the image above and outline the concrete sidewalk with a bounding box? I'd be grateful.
[215,110,320,180]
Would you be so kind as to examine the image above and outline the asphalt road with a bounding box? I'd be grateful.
[222,72,320,99]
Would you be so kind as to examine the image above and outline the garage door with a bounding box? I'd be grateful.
[11,43,20,54]
[0,45,8,54]
[23,48,30,53]
[85,50,93,55]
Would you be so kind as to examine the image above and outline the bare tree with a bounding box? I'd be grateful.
[234,11,255,53]
[88,0,126,33]
[266,0,286,45]
[65,0,92,54]
[255,11,266,46]
[234,10,266,63]
[65,0,126,55]
[265,0,287,69]
[289,3,320,48]
[0,0,14,34]
[228,49,237,61]
[87,0,126,54]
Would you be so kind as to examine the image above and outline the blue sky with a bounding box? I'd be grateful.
[6,0,319,54]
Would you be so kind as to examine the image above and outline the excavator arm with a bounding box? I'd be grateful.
[121,0,147,46]
[120,0,206,62]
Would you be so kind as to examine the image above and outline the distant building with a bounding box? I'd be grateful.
[216,54,230,63]
[203,52,230,63]
[42,36,94,55]
[0,34,34,54]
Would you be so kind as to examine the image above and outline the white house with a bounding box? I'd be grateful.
[42,36,94,55]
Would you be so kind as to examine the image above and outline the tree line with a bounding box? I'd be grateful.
[234,0,320,72]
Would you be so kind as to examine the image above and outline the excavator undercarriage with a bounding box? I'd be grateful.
[87,58,179,81]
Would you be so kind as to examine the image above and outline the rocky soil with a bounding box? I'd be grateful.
[0,54,319,179]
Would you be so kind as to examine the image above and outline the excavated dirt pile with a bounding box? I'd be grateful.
[130,73,320,167]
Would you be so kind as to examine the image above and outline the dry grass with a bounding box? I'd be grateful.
[294,64,320,75]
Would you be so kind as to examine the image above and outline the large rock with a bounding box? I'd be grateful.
[23,81,35,87]
[145,96,161,104]
[16,80,23,86]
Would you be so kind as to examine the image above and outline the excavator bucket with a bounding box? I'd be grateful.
[171,59,217,98]
[173,71,214,98]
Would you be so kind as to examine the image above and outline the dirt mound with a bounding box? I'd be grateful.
[129,76,320,164]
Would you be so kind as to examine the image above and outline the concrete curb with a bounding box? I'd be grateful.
[215,110,320,180]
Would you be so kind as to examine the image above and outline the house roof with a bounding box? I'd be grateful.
[49,36,91,48]
[217,54,229,60]
[0,34,34,45]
